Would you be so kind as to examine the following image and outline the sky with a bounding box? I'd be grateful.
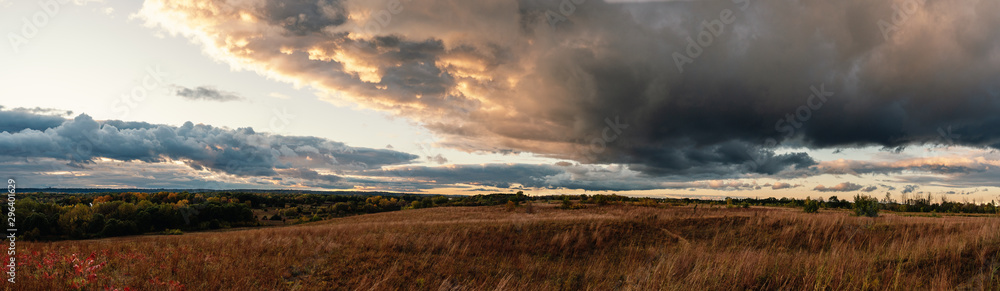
[1,0,999,202]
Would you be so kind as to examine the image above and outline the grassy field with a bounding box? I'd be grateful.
[10,203,1000,290]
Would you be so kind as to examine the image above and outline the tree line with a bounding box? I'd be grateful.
[17,190,997,241]
[14,191,520,241]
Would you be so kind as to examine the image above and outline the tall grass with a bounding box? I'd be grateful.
[11,204,1000,290]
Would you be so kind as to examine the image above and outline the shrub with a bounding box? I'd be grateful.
[804,197,820,213]
[162,229,183,235]
[505,200,517,212]
[558,197,586,210]
[853,195,880,217]
[594,195,607,206]
[638,199,659,208]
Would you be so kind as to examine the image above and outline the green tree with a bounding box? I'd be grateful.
[58,204,93,238]
[333,202,351,213]
[804,197,819,213]
[432,195,449,206]
[87,213,106,235]
[101,219,138,237]
[853,195,880,217]
[22,213,50,238]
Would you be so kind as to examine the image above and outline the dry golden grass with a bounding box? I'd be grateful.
[11,204,1000,290]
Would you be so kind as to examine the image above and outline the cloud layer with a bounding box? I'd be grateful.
[134,0,1000,178]
[0,108,417,187]
[3,105,999,195]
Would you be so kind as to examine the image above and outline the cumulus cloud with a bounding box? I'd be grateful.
[134,0,1000,179]
[0,108,417,188]
[174,85,245,102]
[814,182,865,192]
[0,106,72,133]
[771,182,796,190]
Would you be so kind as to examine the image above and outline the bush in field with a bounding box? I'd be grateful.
[804,197,820,213]
[561,196,573,209]
[853,195,880,217]
[162,229,183,235]
[558,197,588,210]
[505,200,517,212]
[593,195,607,206]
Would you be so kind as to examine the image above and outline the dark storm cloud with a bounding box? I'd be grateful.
[140,0,1000,179]
[626,140,816,176]
[0,108,418,185]
[174,85,245,102]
